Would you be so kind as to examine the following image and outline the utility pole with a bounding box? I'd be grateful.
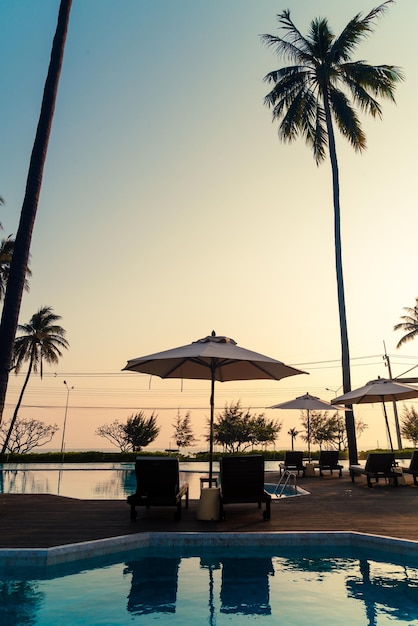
[61,380,74,462]
[383,341,403,450]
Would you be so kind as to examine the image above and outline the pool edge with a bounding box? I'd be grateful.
[1,530,418,568]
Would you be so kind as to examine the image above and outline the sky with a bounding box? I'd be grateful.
[0,0,418,453]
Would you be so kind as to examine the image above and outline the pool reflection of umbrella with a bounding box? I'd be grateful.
[332,378,418,452]
[123,331,307,482]
[268,393,345,462]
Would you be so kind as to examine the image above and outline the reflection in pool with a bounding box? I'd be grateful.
[0,462,304,500]
[1,543,418,625]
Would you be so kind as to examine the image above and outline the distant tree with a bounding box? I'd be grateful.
[172,410,198,450]
[394,297,418,348]
[300,410,367,451]
[288,427,299,451]
[1,306,69,454]
[213,400,281,454]
[124,411,159,452]
[95,419,131,452]
[400,405,418,447]
[300,411,338,450]
[96,412,160,452]
[251,413,282,448]
[330,413,368,450]
[0,417,58,453]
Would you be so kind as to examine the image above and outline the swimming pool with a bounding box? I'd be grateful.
[0,462,307,500]
[1,534,418,625]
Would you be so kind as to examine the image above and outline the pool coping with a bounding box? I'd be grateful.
[1,531,418,569]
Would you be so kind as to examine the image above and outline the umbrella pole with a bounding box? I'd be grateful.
[307,409,311,463]
[209,366,215,484]
[382,399,394,453]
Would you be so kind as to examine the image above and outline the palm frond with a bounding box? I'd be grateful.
[263,64,306,86]
[311,102,327,163]
[12,306,69,376]
[394,326,418,349]
[342,62,404,106]
[262,2,401,162]
[330,1,394,63]
[341,70,383,118]
[263,67,311,111]
[308,17,334,61]
[328,87,366,152]
[394,300,418,348]
[276,9,314,56]
[260,33,313,66]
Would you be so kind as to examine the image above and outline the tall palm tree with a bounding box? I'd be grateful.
[1,306,69,454]
[0,0,72,427]
[0,236,32,301]
[261,2,403,465]
[394,297,418,348]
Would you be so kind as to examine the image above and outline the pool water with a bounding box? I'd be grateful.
[0,462,306,500]
[1,543,418,625]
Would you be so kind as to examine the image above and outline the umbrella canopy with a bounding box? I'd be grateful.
[332,378,418,405]
[123,331,307,480]
[269,393,343,412]
[332,378,418,452]
[268,393,344,462]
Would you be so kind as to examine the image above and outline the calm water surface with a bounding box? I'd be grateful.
[1,544,418,625]
[0,460,352,499]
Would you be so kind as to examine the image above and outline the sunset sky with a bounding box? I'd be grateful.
[1,0,417,453]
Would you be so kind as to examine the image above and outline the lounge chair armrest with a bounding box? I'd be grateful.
[178,482,189,507]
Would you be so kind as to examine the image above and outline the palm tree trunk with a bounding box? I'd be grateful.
[323,92,358,466]
[1,359,33,453]
[0,0,72,426]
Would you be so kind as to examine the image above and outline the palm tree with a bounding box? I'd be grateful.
[394,297,418,348]
[0,0,72,427]
[288,427,299,451]
[0,236,32,301]
[261,2,403,465]
[1,306,69,454]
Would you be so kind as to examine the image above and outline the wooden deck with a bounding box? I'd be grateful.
[1,471,418,549]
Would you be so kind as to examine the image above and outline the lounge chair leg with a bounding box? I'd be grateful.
[130,505,138,521]
[263,501,271,521]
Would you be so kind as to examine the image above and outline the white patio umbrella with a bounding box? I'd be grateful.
[123,331,307,482]
[332,378,418,452]
[268,393,346,462]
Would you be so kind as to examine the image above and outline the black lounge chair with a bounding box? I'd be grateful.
[219,455,271,521]
[279,451,305,476]
[315,450,343,477]
[349,453,399,487]
[127,457,189,520]
[399,450,418,485]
